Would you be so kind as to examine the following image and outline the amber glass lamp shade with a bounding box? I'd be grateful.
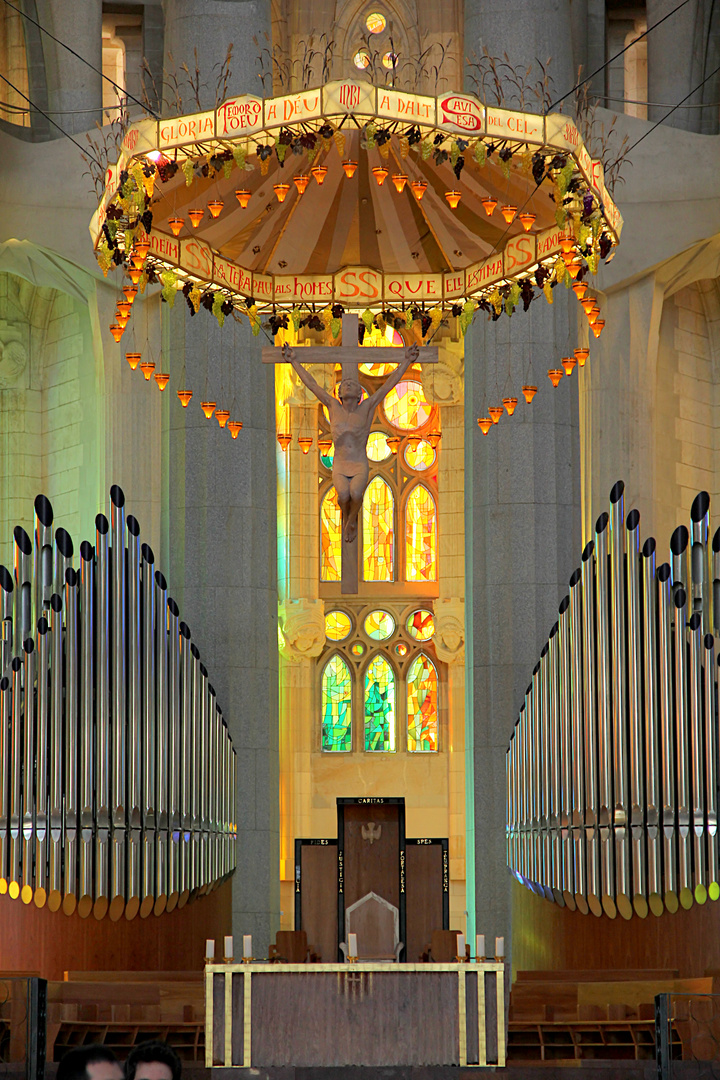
[500,205,517,223]
[235,190,251,208]
[298,435,313,454]
[201,401,217,419]
[311,165,328,185]
[566,260,580,279]
[426,430,441,448]
[518,212,536,231]
[168,217,183,236]
[135,237,150,257]
[386,435,401,454]
[317,435,332,454]
[123,285,138,304]
[128,268,143,285]
[391,174,408,193]
[477,417,492,435]
[488,406,503,424]
[115,312,129,328]
[573,281,588,300]
[445,190,462,209]
[410,180,427,200]
[503,397,518,416]
[140,361,155,380]
[117,301,132,317]
[560,238,575,254]
[177,390,193,407]
[574,348,589,367]
[481,197,497,216]
[228,420,243,439]
[561,356,577,376]
[294,174,310,194]
[587,305,600,326]
[592,318,605,338]
[547,368,563,388]
[277,432,292,451]
[342,160,358,179]
[154,372,170,390]
[207,199,224,218]
[130,253,146,270]
[215,409,230,428]
[188,209,204,228]
[273,183,291,203]
[110,323,124,342]
[581,298,596,316]
[372,166,388,186]
[126,352,141,371]
[521,385,538,403]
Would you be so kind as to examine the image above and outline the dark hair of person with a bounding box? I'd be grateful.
[125,1041,182,1080]
[57,1046,119,1080]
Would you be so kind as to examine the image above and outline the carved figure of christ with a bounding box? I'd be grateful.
[283,340,419,543]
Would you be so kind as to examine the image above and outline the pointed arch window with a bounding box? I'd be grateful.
[364,655,396,752]
[407,654,438,752]
[363,476,394,582]
[320,487,342,581]
[405,484,437,582]
[321,654,352,752]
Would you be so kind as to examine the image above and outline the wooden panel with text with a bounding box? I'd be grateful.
[405,839,449,962]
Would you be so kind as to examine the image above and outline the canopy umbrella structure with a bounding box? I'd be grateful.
[90,80,622,330]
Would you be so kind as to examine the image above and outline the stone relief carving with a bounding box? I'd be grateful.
[278,597,326,662]
[0,321,28,390]
[284,363,334,407]
[422,344,463,405]
[433,598,465,664]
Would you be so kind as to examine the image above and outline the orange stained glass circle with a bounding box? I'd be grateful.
[383,380,432,431]
[407,609,435,641]
[325,611,352,641]
[354,50,370,69]
[366,12,387,32]
[404,438,436,472]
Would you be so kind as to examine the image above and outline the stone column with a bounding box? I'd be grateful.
[162,0,277,952]
[464,0,582,955]
[39,0,102,133]
[646,0,705,133]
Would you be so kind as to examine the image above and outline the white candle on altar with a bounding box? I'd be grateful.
[224,935,234,961]
[205,939,215,961]
[456,933,465,960]
[243,934,252,959]
[476,934,485,960]
[495,936,505,959]
[348,933,358,958]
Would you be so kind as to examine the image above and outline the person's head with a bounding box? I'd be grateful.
[338,378,362,408]
[125,1041,182,1080]
[57,1046,122,1080]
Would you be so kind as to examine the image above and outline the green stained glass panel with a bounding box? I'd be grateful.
[364,655,396,752]
[321,654,352,752]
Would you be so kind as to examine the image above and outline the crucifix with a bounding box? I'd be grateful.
[263,314,438,593]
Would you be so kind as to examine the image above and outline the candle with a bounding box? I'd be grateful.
[456,933,465,960]
[476,934,485,961]
[224,935,234,961]
[243,934,252,959]
[495,936,505,959]
[205,939,215,961]
[348,933,358,958]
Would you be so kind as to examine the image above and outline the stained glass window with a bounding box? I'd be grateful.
[405,484,437,582]
[383,380,432,431]
[407,609,435,640]
[320,441,334,469]
[321,487,342,582]
[367,431,391,461]
[407,654,438,752]
[322,655,352,752]
[364,610,395,640]
[363,476,394,581]
[364,655,396,752]
[404,439,435,471]
[326,611,352,641]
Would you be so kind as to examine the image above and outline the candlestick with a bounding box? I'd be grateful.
[495,936,505,960]
[243,934,252,961]
[476,934,485,961]
[456,933,466,961]
[224,935,234,961]
[348,932,358,959]
[205,939,215,962]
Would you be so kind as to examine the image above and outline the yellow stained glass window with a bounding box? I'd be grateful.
[367,431,391,461]
[364,610,395,641]
[383,380,432,431]
[326,611,352,641]
[407,654,438,752]
[364,655,396,751]
[321,487,342,581]
[404,438,436,471]
[366,12,387,33]
[363,476,394,581]
[406,484,437,581]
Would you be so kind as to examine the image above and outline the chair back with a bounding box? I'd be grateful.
[274,930,309,963]
[430,929,463,962]
[346,892,400,960]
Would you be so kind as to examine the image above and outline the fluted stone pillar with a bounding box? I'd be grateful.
[163,0,278,952]
[40,0,102,133]
[464,0,581,952]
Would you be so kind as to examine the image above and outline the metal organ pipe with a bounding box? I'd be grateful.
[642,537,663,916]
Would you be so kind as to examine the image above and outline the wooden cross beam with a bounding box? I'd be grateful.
[264,314,438,594]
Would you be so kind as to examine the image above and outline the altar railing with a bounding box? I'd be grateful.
[204,961,506,1068]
